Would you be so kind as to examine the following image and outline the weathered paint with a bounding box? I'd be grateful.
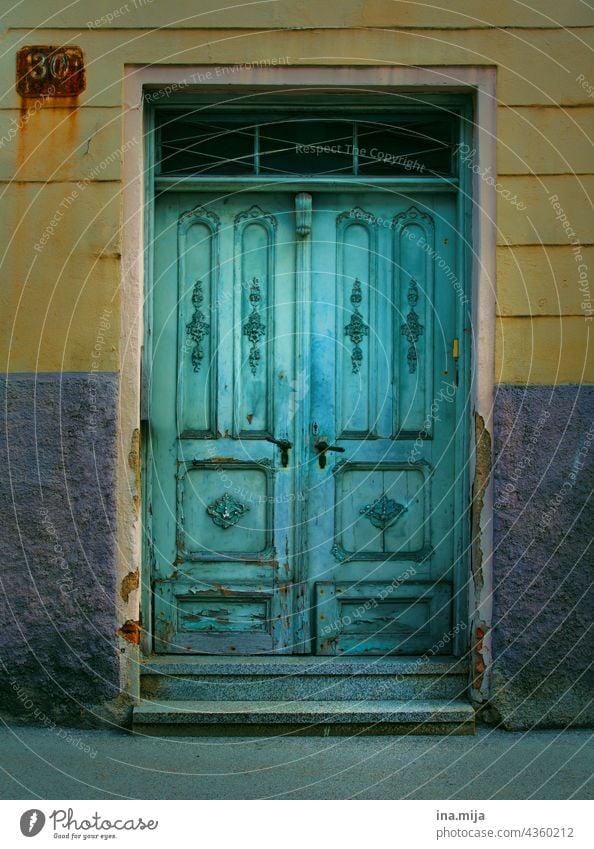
[120,569,139,603]
[127,428,141,517]
[472,625,489,693]
[117,619,141,645]
[471,413,492,596]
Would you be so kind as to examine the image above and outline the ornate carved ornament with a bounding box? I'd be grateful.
[359,494,407,529]
[401,278,424,374]
[344,278,369,374]
[243,277,267,375]
[185,280,210,373]
[206,493,250,529]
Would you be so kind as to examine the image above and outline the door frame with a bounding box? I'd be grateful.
[120,65,496,705]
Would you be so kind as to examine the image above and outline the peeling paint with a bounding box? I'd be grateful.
[471,412,491,593]
[120,569,139,603]
[472,623,489,690]
[117,619,140,645]
[127,427,141,516]
[470,412,492,700]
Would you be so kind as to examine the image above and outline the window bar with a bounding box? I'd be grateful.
[353,122,359,176]
[254,124,260,175]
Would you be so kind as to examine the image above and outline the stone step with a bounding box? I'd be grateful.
[132,698,475,736]
[140,656,469,702]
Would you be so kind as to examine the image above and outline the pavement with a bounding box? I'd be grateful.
[0,724,592,800]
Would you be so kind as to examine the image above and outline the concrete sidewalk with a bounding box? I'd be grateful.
[0,725,592,800]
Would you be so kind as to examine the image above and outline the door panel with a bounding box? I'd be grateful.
[316,581,452,655]
[151,193,297,653]
[149,189,464,655]
[306,193,459,655]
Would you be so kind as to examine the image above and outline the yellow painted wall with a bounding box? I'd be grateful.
[1,2,592,382]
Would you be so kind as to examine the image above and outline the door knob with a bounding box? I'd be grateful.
[314,439,346,469]
[266,436,293,467]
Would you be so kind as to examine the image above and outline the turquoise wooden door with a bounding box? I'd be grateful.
[149,190,463,654]
[306,193,460,655]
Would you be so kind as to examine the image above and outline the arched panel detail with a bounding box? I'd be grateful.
[177,205,221,436]
[336,207,378,438]
[233,205,277,436]
[392,205,436,437]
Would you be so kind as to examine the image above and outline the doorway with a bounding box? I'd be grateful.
[149,183,467,655]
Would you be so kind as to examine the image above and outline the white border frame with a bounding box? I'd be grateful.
[121,65,496,706]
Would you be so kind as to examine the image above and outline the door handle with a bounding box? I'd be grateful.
[266,437,293,467]
[314,439,346,469]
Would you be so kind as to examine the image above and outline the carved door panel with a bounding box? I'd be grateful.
[306,193,461,655]
[151,193,299,653]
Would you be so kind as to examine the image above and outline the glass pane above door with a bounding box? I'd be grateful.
[156,110,459,178]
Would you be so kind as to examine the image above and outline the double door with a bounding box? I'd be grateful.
[149,189,463,654]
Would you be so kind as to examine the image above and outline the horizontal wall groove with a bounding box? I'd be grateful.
[7,26,594,32]
[0,106,123,112]
[3,103,592,110]
[0,180,122,185]
[0,371,119,378]
[505,104,594,109]
[497,173,594,177]
[7,179,592,185]
[496,313,593,318]
[498,243,594,248]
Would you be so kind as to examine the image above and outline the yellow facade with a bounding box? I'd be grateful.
[1,2,592,383]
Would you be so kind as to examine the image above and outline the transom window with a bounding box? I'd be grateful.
[155,109,460,178]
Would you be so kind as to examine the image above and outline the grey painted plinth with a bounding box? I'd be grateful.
[492,385,594,729]
[0,373,120,724]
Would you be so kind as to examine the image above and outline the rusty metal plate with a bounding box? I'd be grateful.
[16,46,85,97]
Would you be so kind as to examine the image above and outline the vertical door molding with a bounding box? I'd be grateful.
[294,192,313,651]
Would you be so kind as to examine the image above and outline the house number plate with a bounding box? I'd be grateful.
[16,46,85,97]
